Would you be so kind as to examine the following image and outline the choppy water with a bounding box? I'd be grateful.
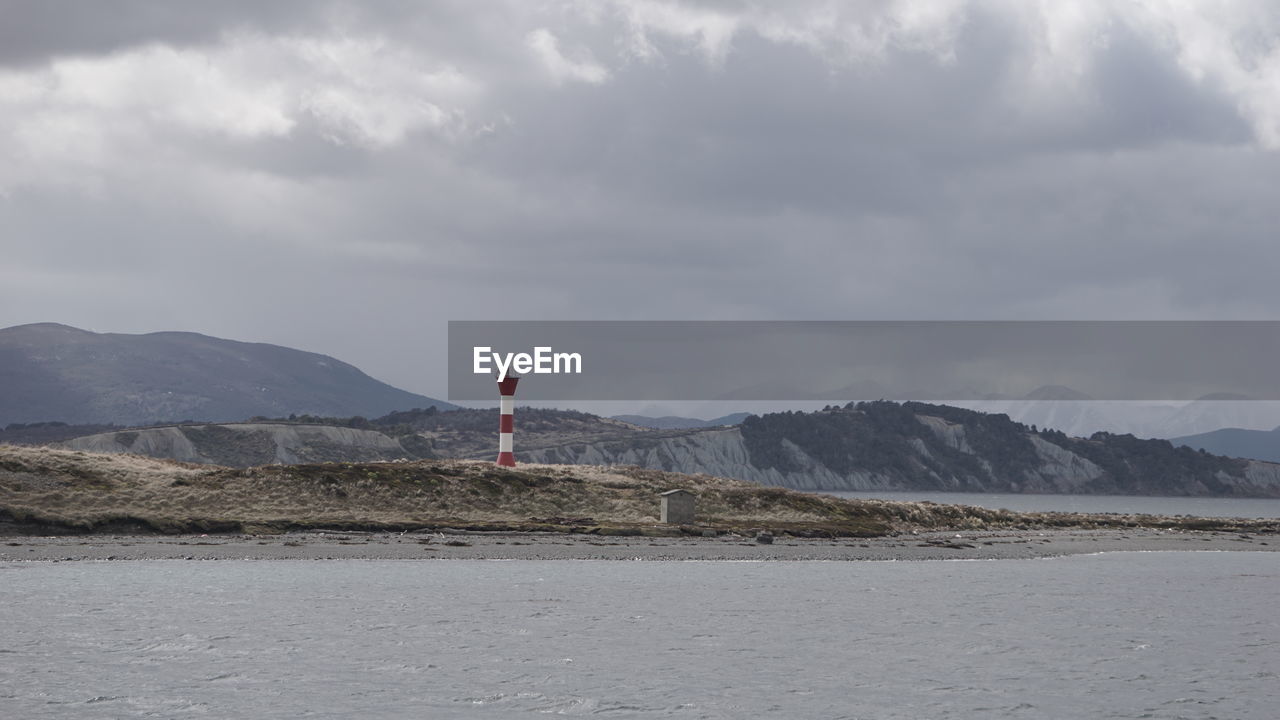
[825,491,1280,518]
[2,554,1278,719]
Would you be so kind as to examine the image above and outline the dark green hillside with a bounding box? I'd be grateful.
[739,401,1260,496]
[1057,431,1245,495]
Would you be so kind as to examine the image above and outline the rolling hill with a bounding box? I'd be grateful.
[59,422,436,467]
[0,323,453,426]
[32,402,1280,497]
[1171,426,1280,463]
[520,402,1280,497]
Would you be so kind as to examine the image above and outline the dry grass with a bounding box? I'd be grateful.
[2,445,1276,537]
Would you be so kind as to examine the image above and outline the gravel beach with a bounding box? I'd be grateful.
[2,527,1274,562]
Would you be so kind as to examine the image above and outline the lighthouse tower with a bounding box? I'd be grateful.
[496,375,519,467]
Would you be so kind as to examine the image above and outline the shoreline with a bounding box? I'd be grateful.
[2,527,1274,562]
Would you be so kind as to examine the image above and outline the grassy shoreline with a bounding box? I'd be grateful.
[3,445,1278,539]
[3,527,1276,563]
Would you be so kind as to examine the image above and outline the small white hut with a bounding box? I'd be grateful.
[659,489,695,524]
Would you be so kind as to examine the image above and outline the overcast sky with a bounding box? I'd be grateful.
[3,1,1279,401]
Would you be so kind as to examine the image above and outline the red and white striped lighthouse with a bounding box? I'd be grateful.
[496,375,519,467]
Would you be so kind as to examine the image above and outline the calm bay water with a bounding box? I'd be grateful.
[3,554,1278,718]
[823,491,1280,518]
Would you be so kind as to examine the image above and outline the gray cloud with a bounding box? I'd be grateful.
[2,1,1279,402]
[0,0,322,65]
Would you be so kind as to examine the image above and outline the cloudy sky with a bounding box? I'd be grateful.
[3,0,1279,401]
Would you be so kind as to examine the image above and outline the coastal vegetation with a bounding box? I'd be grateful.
[2,445,1275,538]
[740,401,1254,494]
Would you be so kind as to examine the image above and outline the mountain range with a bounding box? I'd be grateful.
[1171,426,1280,464]
[28,402,1280,497]
[612,391,1280,440]
[609,413,751,429]
[8,323,1280,497]
[0,323,453,426]
[520,402,1280,497]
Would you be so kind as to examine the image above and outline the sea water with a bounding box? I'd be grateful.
[2,553,1277,719]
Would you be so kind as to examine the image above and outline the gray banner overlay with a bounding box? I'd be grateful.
[447,321,1280,402]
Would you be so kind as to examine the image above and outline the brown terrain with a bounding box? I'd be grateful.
[3,444,1277,541]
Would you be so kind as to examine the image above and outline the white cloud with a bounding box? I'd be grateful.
[614,1,740,66]
[2,43,296,140]
[526,28,610,85]
[0,31,484,193]
[1121,0,1280,147]
[287,35,478,147]
[6,0,1280,397]
[610,0,971,68]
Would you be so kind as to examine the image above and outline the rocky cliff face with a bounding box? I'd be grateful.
[60,423,428,467]
[53,402,1280,497]
[520,403,1280,498]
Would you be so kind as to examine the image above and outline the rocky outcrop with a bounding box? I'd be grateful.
[54,402,1280,497]
[521,403,1280,498]
[1021,435,1105,492]
[1241,461,1280,495]
[520,426,974,491]
[59,423,426,467]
